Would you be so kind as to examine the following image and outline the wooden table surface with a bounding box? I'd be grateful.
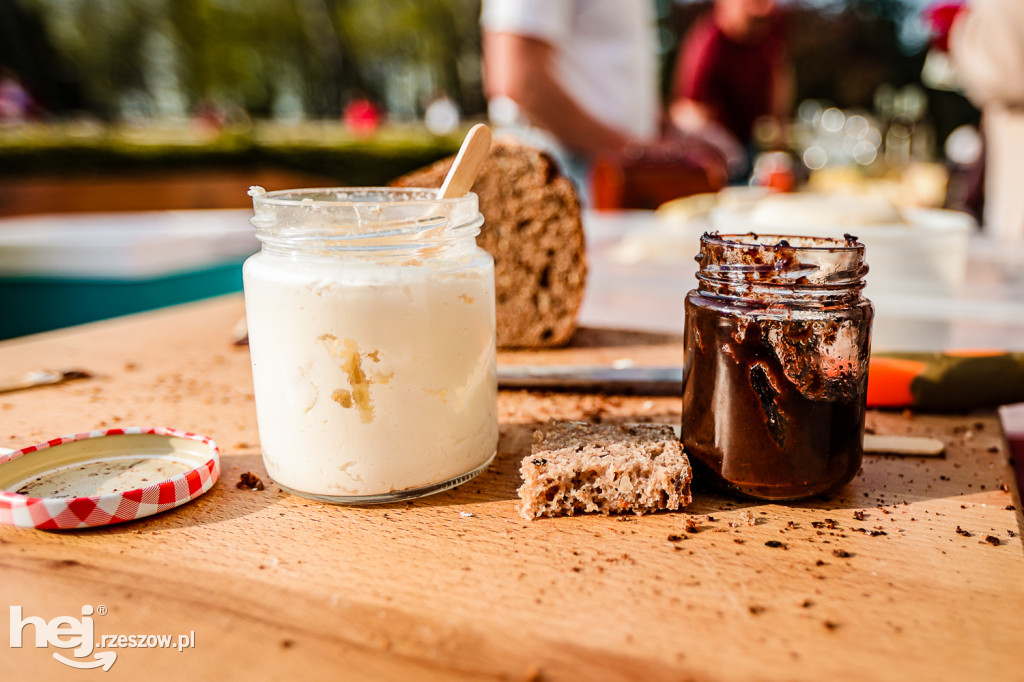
[1,295,1022,681]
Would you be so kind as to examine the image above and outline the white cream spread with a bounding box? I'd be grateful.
[243,254,497,497]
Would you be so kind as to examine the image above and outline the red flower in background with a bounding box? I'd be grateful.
[923,1,967,52]
[343,98,381,137]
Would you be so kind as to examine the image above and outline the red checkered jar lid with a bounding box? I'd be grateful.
[0,427,220,529]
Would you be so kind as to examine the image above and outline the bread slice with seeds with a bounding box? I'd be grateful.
[518,421,692,520]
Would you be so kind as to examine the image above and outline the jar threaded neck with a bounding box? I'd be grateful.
[696,232,868,304]
[250,187,482,258]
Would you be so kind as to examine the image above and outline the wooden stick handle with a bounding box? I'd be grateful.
[437,124,492,199]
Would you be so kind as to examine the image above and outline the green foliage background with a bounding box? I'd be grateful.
[0,0,977,177]
[3,0,482,120]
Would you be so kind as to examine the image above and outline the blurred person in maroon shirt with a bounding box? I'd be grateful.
[669,0,793,176]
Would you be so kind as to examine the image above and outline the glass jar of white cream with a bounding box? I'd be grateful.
[243,187,498,503]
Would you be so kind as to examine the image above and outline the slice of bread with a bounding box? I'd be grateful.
[518,421,692,520]
[392,140,586,349]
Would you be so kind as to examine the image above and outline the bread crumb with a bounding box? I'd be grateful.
[237,472,265,490]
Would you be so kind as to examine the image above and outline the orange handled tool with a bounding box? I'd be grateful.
[868,351,1024,411]
[498,352,1024,412]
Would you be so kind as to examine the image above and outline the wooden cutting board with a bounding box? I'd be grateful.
[0,296,1021,681]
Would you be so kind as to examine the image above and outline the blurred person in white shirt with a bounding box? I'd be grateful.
[949,0,1024,241]
[480,0,660,202]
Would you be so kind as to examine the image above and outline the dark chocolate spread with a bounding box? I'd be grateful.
[681,233,873,500]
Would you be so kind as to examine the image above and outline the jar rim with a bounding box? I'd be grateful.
[251,186,478,210]
[702,232,865,252]
[248,186,483,255]
[696,230,868,300]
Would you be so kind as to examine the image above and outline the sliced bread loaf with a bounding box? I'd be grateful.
[393,140,586,348]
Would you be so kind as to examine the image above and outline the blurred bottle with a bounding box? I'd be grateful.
[882,84,935,168]
[750,150,795,192]
[943,123,984,222]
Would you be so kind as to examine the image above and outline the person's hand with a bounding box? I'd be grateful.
[666,106,747,179]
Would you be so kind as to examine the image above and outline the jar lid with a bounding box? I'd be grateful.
[0,427,220,530]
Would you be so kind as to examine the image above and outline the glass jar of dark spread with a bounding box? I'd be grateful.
[681,232,873,500]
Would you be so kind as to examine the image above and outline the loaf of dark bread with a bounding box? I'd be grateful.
[518,421,692,520]
[392,140,586,348]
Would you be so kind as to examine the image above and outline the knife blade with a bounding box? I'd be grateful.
[498,365,682,396]
[0,368,93,395]
[498,351,1024,410]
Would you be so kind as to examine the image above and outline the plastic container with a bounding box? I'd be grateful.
[709,193,973,296]
[0,210,257,339]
